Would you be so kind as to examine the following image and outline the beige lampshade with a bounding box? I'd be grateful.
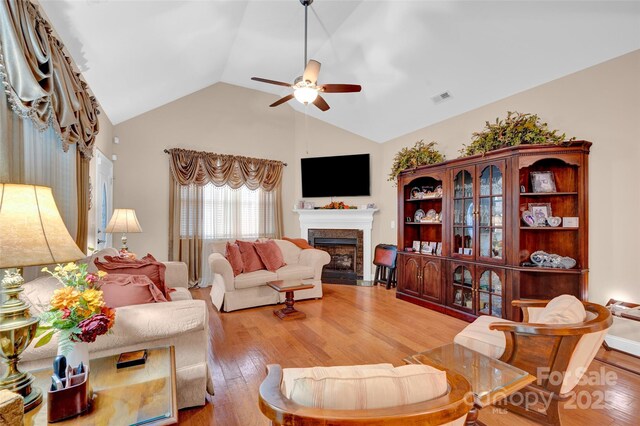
[105,209,143,234]
[0,184,85,268]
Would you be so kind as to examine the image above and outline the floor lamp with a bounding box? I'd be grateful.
[0,184,85,411]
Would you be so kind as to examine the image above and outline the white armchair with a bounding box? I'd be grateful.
[208,239,330,312]
[453,295,612,425]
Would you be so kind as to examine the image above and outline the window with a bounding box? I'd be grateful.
[180,183,277,240]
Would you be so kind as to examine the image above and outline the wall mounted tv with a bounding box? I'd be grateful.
[301,154,370,198]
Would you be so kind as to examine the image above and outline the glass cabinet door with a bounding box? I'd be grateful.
[477,269,503,317]
[478,163,504,263]
[453,169,474,257]
[452,265,474,312]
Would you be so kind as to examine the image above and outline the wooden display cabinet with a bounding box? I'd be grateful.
[396,141,591,321]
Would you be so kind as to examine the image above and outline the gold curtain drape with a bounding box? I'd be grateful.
[0,0,100,251]
[167,149,285,284]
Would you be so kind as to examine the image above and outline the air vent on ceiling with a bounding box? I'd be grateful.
[431,91,452,104]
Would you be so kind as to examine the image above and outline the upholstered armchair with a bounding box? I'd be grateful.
[454,296,612,425]
[258,363,473,425]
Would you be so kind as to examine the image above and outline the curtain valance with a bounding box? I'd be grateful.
[0,0,99,159]
[168,148,285,191]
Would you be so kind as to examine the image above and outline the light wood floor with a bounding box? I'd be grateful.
[178,284,640,425]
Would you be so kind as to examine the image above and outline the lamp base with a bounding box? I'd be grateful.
[120,233,128,251]
[0,372,43,411]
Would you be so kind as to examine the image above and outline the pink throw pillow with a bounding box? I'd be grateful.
[99,274,168,308]
[225,242,244,276]
[254,240,286,272]
[235,240,266,273]
[95,254,172,300]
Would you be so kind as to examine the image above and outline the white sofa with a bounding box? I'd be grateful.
[208,239,330,312]
[19,248,212,409]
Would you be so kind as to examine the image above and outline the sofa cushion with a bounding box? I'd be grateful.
[21,275,62,316]
[255,240,286,272]
[225,242,244,276]
[288,364,448,410]
[100,274,168,308]
[235,240,266,273]
[276,264,315,281]
[170,287,193,301]
[282,363,394,398]
[537,295,586,324]
[454,315,513,358]
[274,240,302,266]
[234,270,278,289]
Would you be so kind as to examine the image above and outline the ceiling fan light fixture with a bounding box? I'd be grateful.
[294,86,319,104]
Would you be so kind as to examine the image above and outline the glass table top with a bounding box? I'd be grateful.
[24,346,177,426]
[405,343,536,407]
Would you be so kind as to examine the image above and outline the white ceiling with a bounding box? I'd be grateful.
[39,0,640,143]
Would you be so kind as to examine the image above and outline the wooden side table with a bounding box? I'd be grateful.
[267,280,314,320]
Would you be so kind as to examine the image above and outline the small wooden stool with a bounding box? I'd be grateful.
[373,244,398,289]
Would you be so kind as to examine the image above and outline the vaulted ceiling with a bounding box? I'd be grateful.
[39,0,640,143]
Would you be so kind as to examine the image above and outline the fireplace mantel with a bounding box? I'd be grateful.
[294,208,378,280]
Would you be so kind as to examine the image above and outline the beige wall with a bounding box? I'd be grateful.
[112,83,383,267]
[380,50,640,304]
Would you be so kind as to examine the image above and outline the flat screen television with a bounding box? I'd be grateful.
[301,154,370,198]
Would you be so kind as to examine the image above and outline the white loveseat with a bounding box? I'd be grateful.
[208,239,330,312]
[19,248,212,409]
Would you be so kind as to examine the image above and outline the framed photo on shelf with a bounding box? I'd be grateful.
[412,240,421,252]
[530,171,557,193]
[420,241,430,254]
[528,203,552,226]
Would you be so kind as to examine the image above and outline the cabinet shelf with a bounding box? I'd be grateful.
[520,227,579,231]
[405,197,442,202]
[516,266,587,274]
[405,222,442,226]
[519,192,578,196]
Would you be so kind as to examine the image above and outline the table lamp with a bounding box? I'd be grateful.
[105,208,142,251]
[0,184,85,411]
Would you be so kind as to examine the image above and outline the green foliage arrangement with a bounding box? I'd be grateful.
[460,111,574,157]
[388,140,445,184]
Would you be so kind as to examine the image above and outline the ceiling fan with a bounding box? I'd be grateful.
[251,0,361,111]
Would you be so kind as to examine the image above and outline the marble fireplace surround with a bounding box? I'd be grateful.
[294,208,378,280]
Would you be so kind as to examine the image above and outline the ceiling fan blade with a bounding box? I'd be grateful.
[251,77,292,88]
[320,84,362,93]
[313,95,330,111]
[269,94,294,107]
[303,60,321,83]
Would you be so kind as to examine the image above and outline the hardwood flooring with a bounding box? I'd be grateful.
[178,284,640,425]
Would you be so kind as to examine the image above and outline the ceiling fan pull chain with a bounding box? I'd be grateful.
[304,2,308,71]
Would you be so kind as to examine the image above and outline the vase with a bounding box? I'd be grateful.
[58,340,90,370]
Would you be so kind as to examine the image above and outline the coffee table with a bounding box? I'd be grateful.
[404,343,536,426]
[267,280,314,320]
[24,346,177,425]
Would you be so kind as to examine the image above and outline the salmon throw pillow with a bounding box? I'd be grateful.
[254,240,286,272]
[225,242,244,276]
[235,240,266,273]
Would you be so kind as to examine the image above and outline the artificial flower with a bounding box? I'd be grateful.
[63,262,79,272]
[50,287,81,310]
[77,314,111,343]
[82,288,105,312]
[101,306,116,330]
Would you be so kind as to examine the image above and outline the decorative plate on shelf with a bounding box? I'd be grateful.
[424,209,438,222]
[414,209,425,222]
[521,210,536,227]
[410,187,422,199]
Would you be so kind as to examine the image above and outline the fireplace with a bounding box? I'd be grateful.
[309,229,363,284]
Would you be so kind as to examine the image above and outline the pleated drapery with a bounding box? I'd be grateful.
[0,0,100,251]
[167,148,285,285]
[0,0,100,157]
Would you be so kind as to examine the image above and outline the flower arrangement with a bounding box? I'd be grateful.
[459,111,574,157]
[321,201,356,209]
[35,262,115,355]
[388,140,445,184]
